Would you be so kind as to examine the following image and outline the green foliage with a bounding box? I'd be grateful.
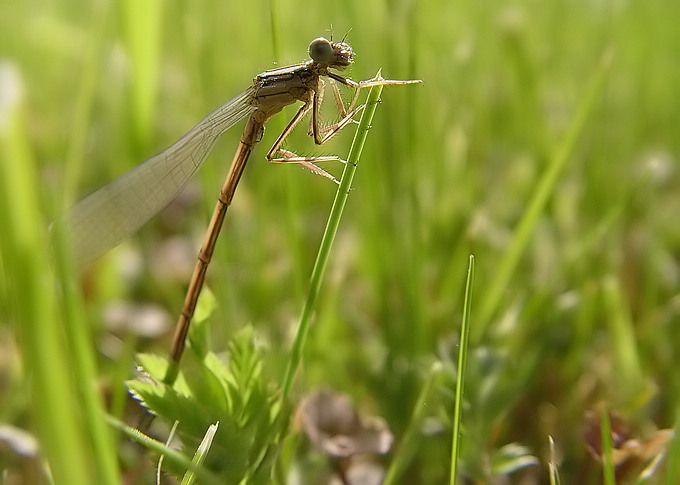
[3,0,680,482]
[600,409,616,485]
[128,327,281,483]
[450,256,474,484]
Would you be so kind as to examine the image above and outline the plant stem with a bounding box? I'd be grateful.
[281,73,385,397]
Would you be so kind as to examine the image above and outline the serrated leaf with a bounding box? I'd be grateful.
[127,379,213,433]
[126,326,282,482]
[135,353,170,380]
[181,354,230,415]
[226,327,263,412]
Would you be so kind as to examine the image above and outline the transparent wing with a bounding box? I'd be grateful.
[62,87,257,265]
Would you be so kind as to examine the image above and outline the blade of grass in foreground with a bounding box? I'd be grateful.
[548,436,561,485]
[0,64,118,484]
[107,416,220,484]
[180,422,219,485]
[450,255,475,485]
[280,73,385,398]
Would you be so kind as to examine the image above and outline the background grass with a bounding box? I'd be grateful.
[2,0,680,483]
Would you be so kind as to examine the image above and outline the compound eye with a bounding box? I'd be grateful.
[309,37,334,64]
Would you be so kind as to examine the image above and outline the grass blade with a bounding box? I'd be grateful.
[450,255,475,485]
[382,361,443,485]
[181,422,220,485]
[0,63,118,484]
[474,51,613,341]
[600,408,616,485]
[280,73,385,397]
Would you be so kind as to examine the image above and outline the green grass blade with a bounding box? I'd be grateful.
[51,225,122,483]
[107,416,221,484]
[121,0,163,147]
[602,275,643,385]
[474,51,613,342]
[61,1,111,202]
[280,75,385,398]
[382,361,443,485]
[548,436,561,485]
[181,422,219,485]
[0,65,111,484]
[450,255,475,485]
[600,408,616,485]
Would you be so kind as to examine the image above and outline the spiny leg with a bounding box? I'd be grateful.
[266,85,362,182]
[315,78,362,138]
[330,78,348,118]
[308,78,325,137]
[328,72,421,109]
[264,98,339,182]
[269,149,342,183]
[307,76,367,145]
[267,101,313,157]
[266,74,418,180]
[313,73,418,143]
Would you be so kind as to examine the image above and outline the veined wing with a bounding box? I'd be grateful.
[63,87,257,266]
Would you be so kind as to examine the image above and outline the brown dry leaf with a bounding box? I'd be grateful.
[583,408,675,481]
[296,389,393,458]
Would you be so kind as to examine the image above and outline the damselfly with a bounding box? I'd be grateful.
[62,36,421,384]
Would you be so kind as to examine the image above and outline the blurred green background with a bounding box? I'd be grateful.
[2,0,680,483]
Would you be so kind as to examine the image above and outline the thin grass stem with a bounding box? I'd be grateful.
[450,255,475,485]
[474,51,613,342]
[281,74,385,398]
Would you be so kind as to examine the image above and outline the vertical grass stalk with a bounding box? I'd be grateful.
[450,255,475,485]
[382,361,443,485]
[600,408,616,485]
[280,73,385,398]
[0,66,118,484]
[474,51,612,342]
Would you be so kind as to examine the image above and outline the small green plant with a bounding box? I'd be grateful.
[125,80,389,481]
[3,1,680,482]
[128,326,281,483]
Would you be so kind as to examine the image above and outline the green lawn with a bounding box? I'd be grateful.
[1,0,679,483]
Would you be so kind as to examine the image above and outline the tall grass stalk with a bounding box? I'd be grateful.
[280,76,385,397]
[450,255,475,485]
[382,361,443,485]
[0,66,119,484]
[474,51,613,341]
[600,408,616,485]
